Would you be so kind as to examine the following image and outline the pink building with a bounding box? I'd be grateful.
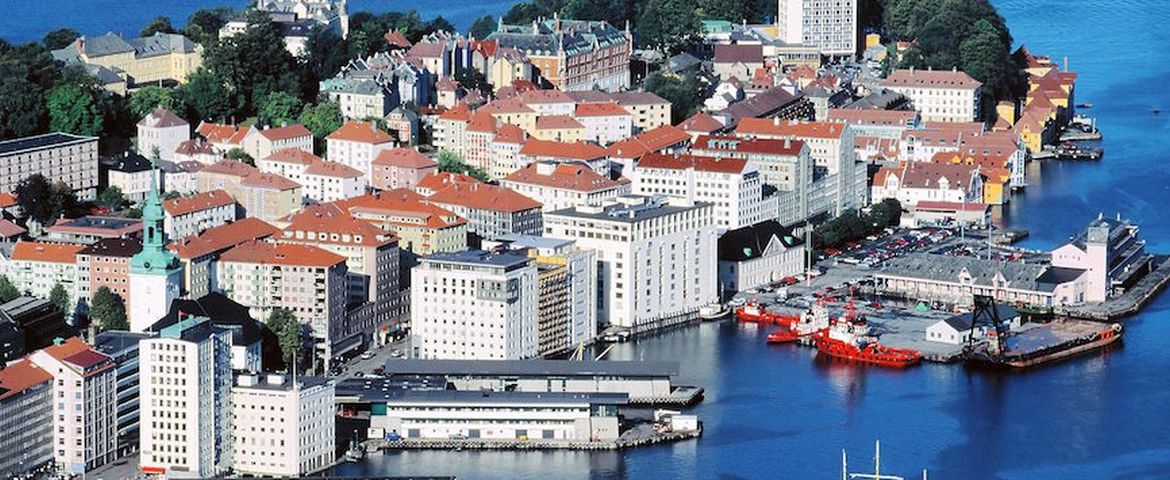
[371,148,437,191]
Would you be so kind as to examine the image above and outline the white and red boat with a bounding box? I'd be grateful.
[812,319,921,368]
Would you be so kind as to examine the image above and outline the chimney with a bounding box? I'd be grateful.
[773,117,780,126]
[784,138,791,149]
[909,66,914,75]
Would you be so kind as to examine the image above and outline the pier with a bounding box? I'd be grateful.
[1032,143,1103,161]
[362,424,703,452]
[1056,256,1170,321]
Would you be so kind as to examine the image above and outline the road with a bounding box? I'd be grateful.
[334,337,409,381]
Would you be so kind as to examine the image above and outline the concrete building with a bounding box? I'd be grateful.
[325,120,397,179]
[776,0,858,57]
[52,32,203,87]
[335,190,468,255]
[0,296,72,353]
[138,316,233,478]
[423,176,543,241]
[128,174,183,333]
[155,294,265,373]
[0,357,54,478]
[717,220,805,295]
[574,102,634,145]
[882,68,983,123]
[875,253,1087,308]
[489,17,631,92]
[633,152,772,231]
[168,218,279,299]
[713,44,764,81]
[197,159,302,223]
[371,148,437,191]
[137,108,190,162]
[734,119,863,214]
[871,161,984,208]
[544,196,718,333]
[7,241,85,316]
[689,134,810,193]
[1051,215,1154,303]
[29,338,118,474]
[411,249,538,360]
[319,78,392,119]
[162,190,237,241]
[501,162,631,212]
[103,153,158,205]
[43,216,143,245]
[76,238,141,314]
[231,374,335,477]
[93,331,155,455]
[243,125,314,162]
[0,133,99,200]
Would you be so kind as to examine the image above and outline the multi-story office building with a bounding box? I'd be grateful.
[545,196,718,333]
[168,218,279,299]
[633,152,773,231]
[231,373,335,477]
[501,162,631,212]
[138,316,233,478]
[882,68,983,123]
[0,132,99,200]
[0,357,54,478]
[411,249,538,360]
[29,338,118,474]
[94,331,155,455]
[776,0,859,57]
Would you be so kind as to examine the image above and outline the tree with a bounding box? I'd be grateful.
[90,286,128,332]
[425,16,456,35]
[0,62,47,139]
[469,15,497,39]
[42,28,80,49]
[644,72,703,124]
[204,10,300,115]
[257,91,304,127]
[14,174,63,224]
[142,16,177,37]
[185,8,234,45]
[302,25,347,83]
[49,283,70,315]
[123,207,143,219]
[866,198,903,230]
[47,82,103,136]
[0,275,20,303]
[226,147,255,166]
[267,307,303,367]
[436,150,491,182]
[455,68,490,94]
[635,0,701,52]
[180,68,236,121]
[128,86,181,119]
[561,0,631,27]
[98,186,126,210]
[298,101,343,153]
[163,191,183,200]
[959,19,1013,96]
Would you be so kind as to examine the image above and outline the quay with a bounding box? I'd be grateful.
[362,424,703,452]
[1032,143,1103,160]
[1056,256,1170,321]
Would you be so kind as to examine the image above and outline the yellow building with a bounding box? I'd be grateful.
[532,116,585,143]
[53,32,202,88]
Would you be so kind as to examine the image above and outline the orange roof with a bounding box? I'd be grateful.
[607,125,691,159]
[197,122,241,143]
[438,103,472,122]
[520,139,608,160]
[692,135,805,156]
[677,112,724,133]
[39,337,115,376]
[11,241,85,263]
[384,30,411,48]
[336,190,466,229]
[416,172,480,193]
[240,172,301,190]
[503,163,628,192]
[303,160,363,178]
[220,240,346,268]
[262,148,322,165]
[373,148,437,169]
[535,115,584,130]
[327,120,395,144]
[519,89,574,104]
[479,97,533,115]
[169,217,279,259]
[493,123,527,144]
[280,204,395,247]
[735,118,845,139]
[0,192,17,208]
[202,158,260,178]
[826,109,918,126]
[574,102,631,117]
[0,219,26,238]
[0,358,51,401]
[882,69,982,89]
[258,124,312,141]
[427,182,542,213]
[638,152,749,174]
[163,190,236,216]
[467,110,498,133]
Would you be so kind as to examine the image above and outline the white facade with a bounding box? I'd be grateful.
[137,112,189,163]
[0,133,100,200]
[576,112,633,145]
[632,155,771,231]
[717,222,806,294]
[883,69,983,123]
[500,162,631,213]
[108,168,157,205]
[164,198,237,240]
[128,269,183,333]
[926,320,971,345]
[776,0,858,56]
[139,317,233,478]
[29,341,118,475]
[544,196,718,332]
[299,165,366,204]
[325,136,395,179]
[231,374,335,477]
[411,250,538,360]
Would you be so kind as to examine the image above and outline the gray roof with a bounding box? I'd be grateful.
[383,358,679,378]
[879,253,1071,293]
[320,78,387,96]
[0,296,53,319]
[421,249,532,269]
[0,133,96,156]
[349,388,630,406]
[81,33,135,57]
[718,220,802,262]
[128,33,199,58]
[721,86,804,120]
[548,196,711,224]
[668,52,702,73]
[489,233,573,250]
[94,331,155,355]
[102,152,152,173]
[490,19,628,57]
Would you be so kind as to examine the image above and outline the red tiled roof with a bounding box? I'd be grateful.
[169,217,279,259]
[202,158,260,177]
[0,219,25,238]
[0,358,51,401]
[607,125,691,158]
[0,192,17,208]
[175,139,217,156]
[826,109,918,126]
[467,110,498,133]
[882,69,982,89]
[503,163,628,192]
[163,190,235,216]
[220,240,346,267]
[258,124,312,141]
[493,123,527,144]
[519,89,574,105]
[197,122,249,145]
[416,172,480,193]
[384,30,412,49]
[735,118,845,139]
[520,139,608,160]
[263,148,321,165]
[479,97,534,115]
[241,172,301,190]
[373,148,437,169]
[427,182,542,213]
[713,44,763,64]
[139,108,188,128]
[574,102,630,117]
[327,120,395,144]
[407,40,446,59]
[677,112,724,133]
[535,115,584,130]
[42,337,115,375]
[280,204,395,247]
[336,190,466,229]
[436,76,460,91]
[638,152,749,174]
[692,135,805,156]
[438,103,473,122]
[303,160,363,178]
[11,241,85,263]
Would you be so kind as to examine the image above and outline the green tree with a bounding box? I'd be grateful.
[128,86,182,119]
[141,16,177,37]
[267,307,303,368]
[960,19,1013,95]
[47,82,103,136]
[98,186,126,210]
[0,62,47,139]
[503,0,566,24]
[468,15,497,39]
[42,28,80,49]
[436,150,490,182]
[298,101,343,153]
[0,275,20,303]
[90,286,128,332]
[180,68,236,121]
[644,72,703,124]
[455,68,490,93]
[49,283,70,315]
[302,25,348,82]
[163,191,183,200]
[204,10,300,115]
[14,174,78,224]
[123,207,143,219]
[226,147,255,166]
[561,0,631,27]
[257,91,304,127]
[425,16,456,35]
[865,198,903,230]
[185,8,233,45]
[635,0,701,52]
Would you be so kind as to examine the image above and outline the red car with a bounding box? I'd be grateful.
[825,248,842,256]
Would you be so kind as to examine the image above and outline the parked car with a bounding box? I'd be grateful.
[360,351,375,360]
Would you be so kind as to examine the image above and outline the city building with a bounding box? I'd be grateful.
[155,294,265,372]
[516,139,612,176]
[326,120,397,178]
[717,220,806,296]
[243,125,314,162]
[138,315,233,478]
[544,196,718,332]
[93,330,155,455]
[52,32,203,87]
[162,190,238,240]
[0,133,100,200]
[259,148,366,204]
[128,175,183,333]
[102,152,158,205]
[197,159,302,223]
[734,118,863,214]
[0,296,72,353]
[875,253,1088,308]
[881,68,983,123]
[633,152,772,231]
[410,249,538,360]
[137,108,190,162]
[76,238,141,313]
[319,78,393,119]
[501,162,631,212]
[7,241,85,316]
[195,122,255,155]
[489,17,632,92]
[776,0,859,56]
[1051,214,1154,303]
[158,159,204,195]
[371,148,437,191]
[0,357,54,478]
[713,44,764,80]
[253,0,350,38]
[871,161,984,209]
[423,178,543,241]
[231,373,335,477]
[574,102,634,145]
[689,135,810,192]
[172,138,222,166]
[334,190,468,255]
[29,338,118,474]
[169,218,279,298]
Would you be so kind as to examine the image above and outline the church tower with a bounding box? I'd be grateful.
[129,155,183,332]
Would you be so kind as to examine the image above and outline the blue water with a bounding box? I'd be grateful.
[0,0,519,44]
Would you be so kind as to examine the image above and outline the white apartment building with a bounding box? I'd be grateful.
[0,132,99,200]
[574,103,633,144]
[689,135,812,193]
[104,153,158,205]
[7,241,84,316]
[717,220,806,295]
[242,125,314,162]
[871,162,984,208]
[231,374,335,477]
[501,162,632,212]
[325,120,396,178]
[162,189,237,240]
[734,119,864,214]
[544,196,718,333]
[139,316,233,479]
[633,153,771,231]
[411,250,538,360]
[29,338,118,475]
[882,68,983,123]
[299,160,366,204]
[137,108,189,162]
[776,0,858,57]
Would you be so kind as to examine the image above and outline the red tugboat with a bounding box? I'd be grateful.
[766,329,801,343]
[736,301,801,327]
[810,297,921,367]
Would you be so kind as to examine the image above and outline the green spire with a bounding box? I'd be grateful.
[131,149,179,275]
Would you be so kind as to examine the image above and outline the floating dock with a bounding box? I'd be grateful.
[966,319,1122,369]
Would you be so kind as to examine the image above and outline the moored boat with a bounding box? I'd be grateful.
[736,301,800,326]
[766,329,801,344]
[812,319,921,368]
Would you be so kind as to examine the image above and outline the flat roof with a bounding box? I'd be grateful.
[0,132,96,156]
[548,196,709,224]
[353,388,629,406]
[422,249,531,269]
[383,359,680,378]
[94,331,155,354]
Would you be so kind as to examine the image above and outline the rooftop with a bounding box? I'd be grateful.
[520,138,608,160]
[373,148,437,169]
[153,293,261,347]
[718,220,803,262]
[336,190,466,230]
[280,204,396,247]
[637,152,750,174]
[327,120,395,144]
[138,108,189,128]
[383,358,679,378]
[0,132,96,156]
[422,249,532,269]
[692,134,805,156]
[678,112,725,133]
[163,190,235,217]
[0,358,51,401]
[535,115,584,130]
[883,68,982,89]
[220,240,346,268]
[169,218,279,259]
[78,237,143,258]
[548,195,709,224]
[607,125,691,159]
[427,182,543,213]
[735,118,845,139]
[879,253,1078,293]
[503,162,628,192]
[262,148,322,166]
[343,386,629,406]
[11,241,87,263]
